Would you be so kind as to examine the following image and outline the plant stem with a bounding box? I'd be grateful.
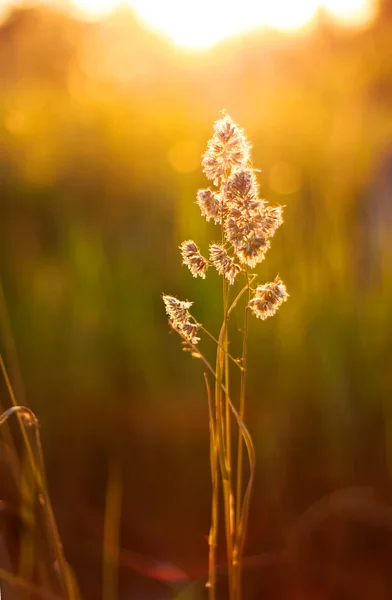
[218,175,234,597]
[204,373,218,600]
[0,355,78,600]
[233,271,251,599]
[198,325,243,371]
[214,322,234,599]
[223,278,233,538]
[0,567,63,600]
[227,274,257,318]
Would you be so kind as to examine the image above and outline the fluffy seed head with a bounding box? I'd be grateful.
[162,294,192,326]
[222,168,283,267]
[209,243,241,285]
[180,322,200,345]
[236,237,270,268]
[225,217,246,248]
[248,277,288,320]
[162,294,200,344]
[260,205,284,239]
[196,189,224,224]
[180,240,209,279]
[225,169,259,210]
[202,115,251,185]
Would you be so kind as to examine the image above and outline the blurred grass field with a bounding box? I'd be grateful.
[1,2,392,598]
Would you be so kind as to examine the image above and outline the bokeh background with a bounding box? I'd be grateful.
[1,0,392,598]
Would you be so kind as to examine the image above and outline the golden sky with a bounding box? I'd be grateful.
[0,0,375,48]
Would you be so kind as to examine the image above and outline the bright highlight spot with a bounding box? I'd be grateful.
[73,0,120,18]
[72,0,373,46]
[130,0,373,47]
[320,0,372,23]
[131,0,314,46]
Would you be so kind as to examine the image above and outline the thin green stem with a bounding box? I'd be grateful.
[0,567,63,600]
[227,274,257,319]
[170,310,255,600]
[168,323,217,379]
[198,324,243,371]
[219,377,256,588]
[0,405,36,427]
[223,277,233,541]
[233,271,251,599]
[204,373,218,600]
[33,425,81,600]
[0,356,78,600]
[219,174,233,584]
[227,390,256,573]
[235,272,250,532]
[214,325,234,592]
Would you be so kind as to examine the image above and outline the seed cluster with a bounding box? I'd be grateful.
[180,240,208,279]
[162,116,290,599]
[163,113,289,335]
[209,243,241,286]
[162,294,200,344]
[248,277,288,320]
[202,114,251,185]
[196,189,223,224]
[197,116,284,272]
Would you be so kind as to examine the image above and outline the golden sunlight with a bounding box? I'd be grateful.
[73,0,373,46]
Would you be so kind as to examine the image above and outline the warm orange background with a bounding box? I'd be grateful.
[1,2,392,598]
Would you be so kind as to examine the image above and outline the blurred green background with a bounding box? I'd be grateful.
[1,1,392,598]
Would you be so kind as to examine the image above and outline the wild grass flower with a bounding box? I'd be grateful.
[181,321,200,345]
[209,243,241,285]
[225,168,260,209]
[162,294,192,325]
[260,205,284,238]
[202,114,250,185]
[223,167,283,268]
[162,294,200,344]
[196,189,223,223]
[180,240,209,279]
[162,113,288,600]
[235,235,270,268]
[248,276,288,320]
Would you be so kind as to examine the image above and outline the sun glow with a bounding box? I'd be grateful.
[73,0,373,47]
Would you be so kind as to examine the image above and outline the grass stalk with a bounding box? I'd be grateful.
[0,357,79,600]
[0,567,63,600]
[18,451,36,587]
[223,278,234,541]
[204,373,218,600]
[198,325,243,371]
[233,271,251,599]
[214,322,234,599]
[103,458,122,600]
[164,114,288,600]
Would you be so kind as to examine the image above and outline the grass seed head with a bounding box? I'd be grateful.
[209,243,241,285]
[260,205,284,239]
[236,236,270,268]
[180,240,209,279]
[248,276,288,320]
[196,188,224,224]
[181,321,200,345]
[162,294,192,326]
[162,294,201,344]
[225,168,259,210]
[202,114,251,185]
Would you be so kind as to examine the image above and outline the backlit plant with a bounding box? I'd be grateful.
[163,114,288,600]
